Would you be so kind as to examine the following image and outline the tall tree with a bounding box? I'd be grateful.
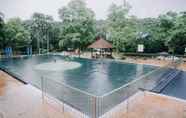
[95,20,107,39]
[137,18,168,53]
[4,18,31,52]
[167,12,186,54]
[58,0,96,50]
[167,30,186,54]
[49,21,62,51]
[0,12,5,50]
[26,13,54,54]
[137,12,178,53]
[106,3,137,52]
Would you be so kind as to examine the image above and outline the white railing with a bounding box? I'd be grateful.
[41,59,182,118]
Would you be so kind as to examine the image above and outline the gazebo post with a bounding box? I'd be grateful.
[110,48,112,56]
[91,48,93,58]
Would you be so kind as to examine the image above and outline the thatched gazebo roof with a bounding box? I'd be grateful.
[88,38,112,49]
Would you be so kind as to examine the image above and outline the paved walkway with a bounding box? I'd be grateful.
[178,62,186,71]
[0,71,22,96]
[108,92,186,118]
[0,71,69,118]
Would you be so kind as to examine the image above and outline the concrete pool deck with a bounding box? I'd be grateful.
[118,92,186,118]
[81,53,173,67]
[178,62,186,71]
[0,71,71,118]
[0,71,22,96]
[81,52,186,69]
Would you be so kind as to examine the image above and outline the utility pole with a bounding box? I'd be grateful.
[123,0,127,7]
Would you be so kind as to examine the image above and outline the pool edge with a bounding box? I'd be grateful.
[0,68,28,85]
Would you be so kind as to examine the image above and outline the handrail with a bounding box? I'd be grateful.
[42,59,182,99]
[41,58,183,117]
[44,77,97,98]
[100,67,160,98]
[100,60,178,98]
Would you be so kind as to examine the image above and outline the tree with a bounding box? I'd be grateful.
[137,12,178,53]
[167,12,186,54]
[0,12,5,50]
[137,18,168,53]
[95,20,107,39]
[4,18,31,52]
[26,13,54,53]
[49,22,62,51]
[58,0,96,50]
[167,30,186,54]
[1,7,186,55]
[106,3,137,52]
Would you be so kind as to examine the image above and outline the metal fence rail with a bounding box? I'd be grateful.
[41,59,182,118]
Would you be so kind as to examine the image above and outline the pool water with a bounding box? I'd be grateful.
[0,54,158,116]
[161,71,186,100]
[0,54,156,96]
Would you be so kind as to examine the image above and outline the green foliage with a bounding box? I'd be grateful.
[24,13,62,53]
[48,22,62,51]
[167,30,186,54]
[135,11,186,54]
[58,0,96,50]
[4,18,31,50]
[105,3,186,54]
[106,3,137,52]
[1,1,186,55]
[137,18,168,53]
[0,12,5,49]
[95,20,107,39]
[29,13,53,52]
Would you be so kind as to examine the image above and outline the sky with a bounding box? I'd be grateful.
[0,0,186,21]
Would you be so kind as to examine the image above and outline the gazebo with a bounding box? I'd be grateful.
[88,38,113,58]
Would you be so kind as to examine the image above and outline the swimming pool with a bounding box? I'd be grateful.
[0,54,157,116]
[161,71,186,100]
[0,55,156,95]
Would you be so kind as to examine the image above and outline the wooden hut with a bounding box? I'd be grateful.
[88,38,113,58]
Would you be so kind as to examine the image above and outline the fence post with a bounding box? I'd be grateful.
[61,101,65,114]
[92,96,97,118]
[99,97,102,118]
[97,97,101,118]
[126,89,130,118]
[41,77,44,104]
